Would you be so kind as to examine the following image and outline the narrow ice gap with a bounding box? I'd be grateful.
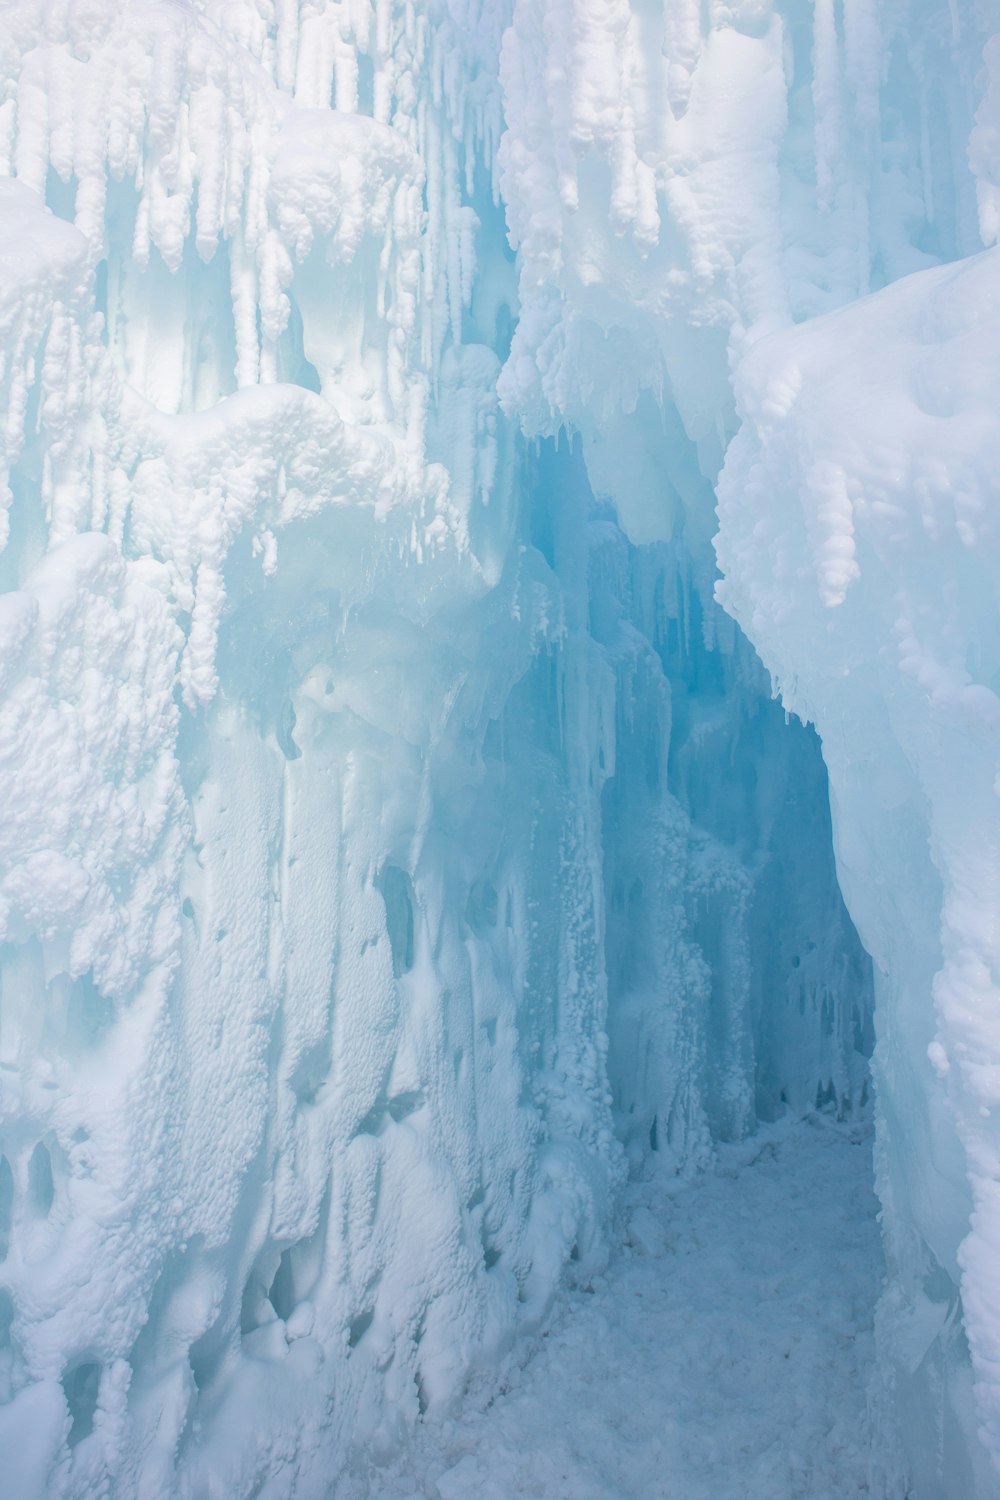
[0,4,997,1500]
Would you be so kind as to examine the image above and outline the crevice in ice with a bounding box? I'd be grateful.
[61,1361,100,1448]
[268,1251,295,1323]
[379,864,416,979]
[275,297,323,394]
[349,1308,375,1349]
[26,1143,53,1218]
[0,1287,12,1345]
[0,1157,11,1262]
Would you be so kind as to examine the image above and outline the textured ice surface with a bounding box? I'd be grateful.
[372,1117,882,1500]
[717,245,1000,1499]
[493,0,1000,1493]
[0,0,993,1496]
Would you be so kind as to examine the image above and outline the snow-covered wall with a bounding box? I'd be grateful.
[718,242,1000,1500]
[3,0,992,1495]
[492,0,1000,1494]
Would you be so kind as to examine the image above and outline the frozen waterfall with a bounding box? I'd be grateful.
[0,1,996,1497]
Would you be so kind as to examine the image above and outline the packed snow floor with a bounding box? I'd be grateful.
[367,1117,883,1500]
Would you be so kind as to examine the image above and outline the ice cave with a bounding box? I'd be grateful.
[0,1,998,1496]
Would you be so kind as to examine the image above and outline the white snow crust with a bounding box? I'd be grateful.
[717,243,1000,1498]
[0,0,996,1496]
[372,1117,883,1500]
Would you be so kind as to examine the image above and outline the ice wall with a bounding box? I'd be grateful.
[2,9,617,1495]
[0,0,894,1496]
[486,0,1000,1493]
[717,245,1000,1500]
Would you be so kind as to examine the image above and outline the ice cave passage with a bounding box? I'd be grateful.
[3,2,1000,1499]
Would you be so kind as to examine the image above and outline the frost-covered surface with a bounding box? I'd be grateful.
[371,1117,883,1500]
[717,246,1000,1500]
[490,0,1000,1494]
[5,0,999,1493]
[0,4,873,1498]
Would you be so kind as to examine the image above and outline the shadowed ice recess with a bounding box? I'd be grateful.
[0,1,998,1497]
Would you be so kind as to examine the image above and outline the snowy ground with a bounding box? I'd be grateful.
[367,1117,883,1500]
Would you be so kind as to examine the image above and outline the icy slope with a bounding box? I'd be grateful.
[0,4,872,1499]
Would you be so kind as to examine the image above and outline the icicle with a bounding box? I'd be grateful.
[843,0,880,134]
[812,0,843,213]
[663,0,702,120]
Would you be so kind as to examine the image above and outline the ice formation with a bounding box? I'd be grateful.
[0,0,993,1496]
[376,1117,884,1500]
